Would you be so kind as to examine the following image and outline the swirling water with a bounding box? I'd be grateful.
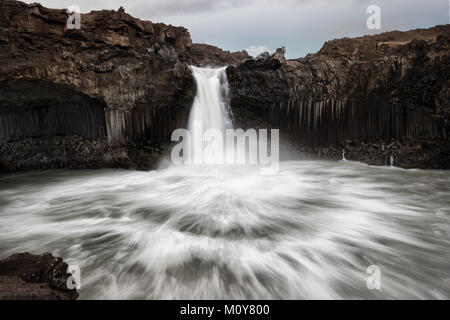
[0,67,449,299]
[0,161,449,299]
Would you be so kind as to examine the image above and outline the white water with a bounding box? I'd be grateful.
[188,66,232,135]
[0,68,449,299]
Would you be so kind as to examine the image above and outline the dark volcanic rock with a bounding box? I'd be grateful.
[0,0,195,146]
[0,252,78,300]
[227,26,450,169]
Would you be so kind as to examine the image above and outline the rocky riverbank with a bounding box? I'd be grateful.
[0,0,250,172]
[299,139,450,169]
[0,252,78,300]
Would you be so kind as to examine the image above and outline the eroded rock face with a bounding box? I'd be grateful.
[0,252,78,300]
[0,0,247,171]
[227,25,450,168]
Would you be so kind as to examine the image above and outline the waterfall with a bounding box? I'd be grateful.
[390,154,394,167]
[172,65,278,173]
[187,66,233,164]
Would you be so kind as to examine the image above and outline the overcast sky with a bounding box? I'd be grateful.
[26,0,450,58]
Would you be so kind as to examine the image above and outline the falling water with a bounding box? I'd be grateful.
[390,155,394,167]
[342,149,347,161]
[0,67,449,299]
[186,66,233,165]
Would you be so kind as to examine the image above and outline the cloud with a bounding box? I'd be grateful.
[245,45,272,57]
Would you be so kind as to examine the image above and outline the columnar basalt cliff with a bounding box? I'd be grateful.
[0,0,248,170]
[227,27,450,168]
[0,252,78,300]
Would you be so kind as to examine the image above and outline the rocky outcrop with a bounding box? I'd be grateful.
[227,26,450,168]
[0,0,247,171]
[0,252,78,300]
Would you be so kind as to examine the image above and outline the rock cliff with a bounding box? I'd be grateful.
[227,26,450,168]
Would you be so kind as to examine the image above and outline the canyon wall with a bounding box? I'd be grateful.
[227,27,450,168]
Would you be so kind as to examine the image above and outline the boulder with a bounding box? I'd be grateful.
[0,252,78,300]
